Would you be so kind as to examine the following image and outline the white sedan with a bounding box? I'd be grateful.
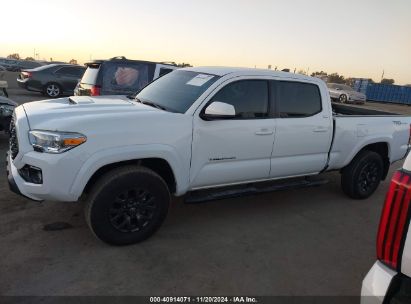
[361,153,411,303]
[327,83,366,104]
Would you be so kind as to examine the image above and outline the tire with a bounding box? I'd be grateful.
[341,150,384,199]
[339,94,348,103]
[44,83,62,98]
[85,166,170,245]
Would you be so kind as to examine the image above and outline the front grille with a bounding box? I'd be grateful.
[9,116,19,159]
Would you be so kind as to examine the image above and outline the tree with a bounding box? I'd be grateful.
[328,73,345,84]
[25,57,35,61]
[69,59,78,65]
[7,53,20,60]
[177,62,192,67]
[381,78,395,85]
[311,71,328,77]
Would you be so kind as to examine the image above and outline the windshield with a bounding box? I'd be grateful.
[136,70,219,113]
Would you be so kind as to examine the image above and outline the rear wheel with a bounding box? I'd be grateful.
[44,83,62,98]
[341,151,383,199]
[85,166,170,245]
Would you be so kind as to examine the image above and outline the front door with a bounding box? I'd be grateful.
[190,79,276,189]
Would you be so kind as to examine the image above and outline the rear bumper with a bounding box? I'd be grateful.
[16,78,41,92]
[361,261,397,304]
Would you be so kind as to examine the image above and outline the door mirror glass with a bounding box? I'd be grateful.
[203,101,235,119]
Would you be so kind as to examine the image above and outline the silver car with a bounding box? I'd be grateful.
[327,83,366,104]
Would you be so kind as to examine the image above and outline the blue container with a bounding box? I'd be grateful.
[365,83,411,105]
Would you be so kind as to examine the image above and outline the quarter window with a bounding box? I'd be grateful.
[274,81,322,118]
[210,80,268,119]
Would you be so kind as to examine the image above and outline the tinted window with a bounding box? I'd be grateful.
[137,70,219,113]
[211,80,268,118]
[101,62,150,94]
[55,67,84,77]
[275,81,322,118]
[159,68,174,77]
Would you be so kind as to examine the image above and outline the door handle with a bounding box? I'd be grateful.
[313,127,328,133]
[255,129,273,135]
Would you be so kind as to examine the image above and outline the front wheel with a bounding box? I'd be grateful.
[339,94,348,103]
[341,151,383,199]
[85,166,170,245]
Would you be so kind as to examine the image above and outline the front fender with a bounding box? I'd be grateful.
[69,143,190,199]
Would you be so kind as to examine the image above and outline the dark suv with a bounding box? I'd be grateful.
[75,57,178,96]
[17,64,86,98]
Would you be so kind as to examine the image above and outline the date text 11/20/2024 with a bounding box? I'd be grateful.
[150,297,258,303]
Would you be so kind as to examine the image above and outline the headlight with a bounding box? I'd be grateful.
[0,104,15,116]
[29,130,87,154]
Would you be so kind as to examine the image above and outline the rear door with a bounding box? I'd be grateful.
[55,67,85,92]
[270,80,333,177]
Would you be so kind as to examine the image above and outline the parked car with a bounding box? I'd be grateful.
[75,56,178,96]
[7,67,411,245]
[17,64,86,98]
[13,60,43,72]
[327,83,366,104]
[361,157,411,304]
[0,86,17,133]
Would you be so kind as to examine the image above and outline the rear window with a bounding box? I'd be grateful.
[81,64,100,85]
[100,62,150,94]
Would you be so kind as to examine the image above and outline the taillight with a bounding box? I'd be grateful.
[21,71,32,78]
[90,85,100,96]
[377,170,411,270]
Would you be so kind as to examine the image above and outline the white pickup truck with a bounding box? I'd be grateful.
[6,67,411,245]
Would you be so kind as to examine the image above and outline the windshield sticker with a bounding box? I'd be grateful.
[186,74,214,86]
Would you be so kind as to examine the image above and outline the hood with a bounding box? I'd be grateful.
[22,95,160,129]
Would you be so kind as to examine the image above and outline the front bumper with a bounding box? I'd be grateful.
[7,106,84,202]
[6,151,40,201]
[361,261,397,304]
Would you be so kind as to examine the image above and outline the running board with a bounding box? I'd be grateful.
[184,177,328,204]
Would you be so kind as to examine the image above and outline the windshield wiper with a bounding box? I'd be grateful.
[142,101,167,111]
[135,98,167,111]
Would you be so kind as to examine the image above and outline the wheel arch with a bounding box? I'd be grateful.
[343,142,390,180]
[70,144,189,200]
[82,158,177,196]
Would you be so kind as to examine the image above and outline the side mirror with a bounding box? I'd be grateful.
[335,87,341,91]
[203,101,235,119]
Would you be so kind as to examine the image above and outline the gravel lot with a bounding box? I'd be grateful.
[0,73,409,297]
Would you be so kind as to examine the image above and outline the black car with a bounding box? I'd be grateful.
[17,64,86,98]
[75,56,177,96]
[0,95,17,133]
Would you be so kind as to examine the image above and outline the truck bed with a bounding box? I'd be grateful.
[332,103,402,116]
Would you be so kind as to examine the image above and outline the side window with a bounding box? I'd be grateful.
[55,67,84,77]
[159,68,174,77]
[274,81,322,118]
[210,80,268,119]
[55,67,71,75]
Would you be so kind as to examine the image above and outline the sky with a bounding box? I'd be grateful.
[1,0,410,84]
